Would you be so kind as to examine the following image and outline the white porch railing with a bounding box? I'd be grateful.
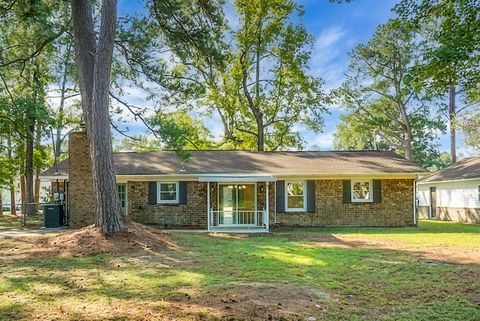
[209,210,268,230]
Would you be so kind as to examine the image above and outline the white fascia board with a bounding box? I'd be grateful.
[94,172,424,182]
[116,174,199,181]
[40,176,68,181]
[198,176,277,182]
[417,177,480,185]
[274,173,423,180]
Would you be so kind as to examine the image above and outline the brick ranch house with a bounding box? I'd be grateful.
[41,130,427,233]
[417,156,480,224]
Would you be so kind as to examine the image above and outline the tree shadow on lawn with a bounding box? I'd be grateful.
[273,219,480,235]
[1,228,480,320]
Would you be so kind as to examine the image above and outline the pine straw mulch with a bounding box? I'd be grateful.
[0,222,177,260]
[47,222,178,255]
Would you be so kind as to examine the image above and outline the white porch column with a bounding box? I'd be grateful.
[265,182,269,231]
[207,181,211,231]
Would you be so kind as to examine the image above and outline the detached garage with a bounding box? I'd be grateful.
[417,156,480,223]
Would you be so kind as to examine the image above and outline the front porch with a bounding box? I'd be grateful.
[199,176,275,233]
[208,210,269,233]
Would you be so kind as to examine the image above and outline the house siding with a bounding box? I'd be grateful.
[418,206,429,219]
[417,180,480,223]
[275,179,415,227]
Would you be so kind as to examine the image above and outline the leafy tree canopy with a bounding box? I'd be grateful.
[395,0,480,99]
[333,19,445,165]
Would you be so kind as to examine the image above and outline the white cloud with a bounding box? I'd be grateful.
[311,26,345,68]
[312,131,335,149]
[317,26,346,48]
[310,26,349,93]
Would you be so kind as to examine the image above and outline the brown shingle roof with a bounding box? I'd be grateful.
[418,156,480,183]
[42,150,426,177]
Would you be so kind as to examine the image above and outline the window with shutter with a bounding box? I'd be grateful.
[351,180,373,203]
[285,181,307,212]
[157,182,179,204]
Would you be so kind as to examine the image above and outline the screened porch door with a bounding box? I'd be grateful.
[218,184,256,226]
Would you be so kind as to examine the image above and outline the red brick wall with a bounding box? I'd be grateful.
[127,181,208,228]
[274,179,415,227]
[68,131,95,228]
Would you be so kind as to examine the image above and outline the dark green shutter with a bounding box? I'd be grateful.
[373,179,382,203]
[148,182,157,205]
[276,180,285,213]
[306,180,316,213]
[342,180,351,204]
[179,181,187,204]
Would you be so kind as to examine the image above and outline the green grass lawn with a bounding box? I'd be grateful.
[0,212,43,230]
[0,219,479,320]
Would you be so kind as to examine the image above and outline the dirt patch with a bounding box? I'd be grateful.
[340,236,480,265]
[290,234,480,265]
[171,281,333,320]
[0,222,176,259]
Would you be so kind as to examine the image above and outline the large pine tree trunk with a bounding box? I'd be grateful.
[7,135,16,216]
[34,169,40,210]
[34,122,42,211]
[20,176,25,216]
[449,86,456,163]
[71,0,124,235]
[9,180,16,216]
[24,123,36,216]
[0,189,3,216]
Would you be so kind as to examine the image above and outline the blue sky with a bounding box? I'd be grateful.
[116,0,463,154]
[296,0,399,150]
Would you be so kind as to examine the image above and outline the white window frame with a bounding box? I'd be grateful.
[285,180,307,212]
[117,184,127,209]
[351,180,373,203]
[157,181,179,204]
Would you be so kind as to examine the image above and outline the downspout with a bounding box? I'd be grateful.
[207,181,210,231]
[265,182,269,232]
[413,178,417,226]
[274,181,277,224]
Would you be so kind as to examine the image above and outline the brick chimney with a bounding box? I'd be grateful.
[68,130,95,227]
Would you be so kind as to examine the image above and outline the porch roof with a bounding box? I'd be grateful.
[198,175,276,182]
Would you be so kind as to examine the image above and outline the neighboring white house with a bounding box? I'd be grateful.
[1,177,51,211]
[417,156,480,223]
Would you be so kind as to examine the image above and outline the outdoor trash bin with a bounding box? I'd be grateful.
[42,204,64,228]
